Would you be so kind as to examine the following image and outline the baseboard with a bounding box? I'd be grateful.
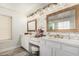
[0,46,21,53]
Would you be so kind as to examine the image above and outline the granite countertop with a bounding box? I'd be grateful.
[23,35,79,47]
[42,37,79,47]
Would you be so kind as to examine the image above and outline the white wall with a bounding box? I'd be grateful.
[0,7,27,52]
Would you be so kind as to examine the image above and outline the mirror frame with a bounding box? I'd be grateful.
[46,5,79,32]
[27,19,37,32]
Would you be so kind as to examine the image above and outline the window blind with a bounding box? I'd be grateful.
[0,15,12,40]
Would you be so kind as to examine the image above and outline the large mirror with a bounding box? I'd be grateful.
[46,5,79,32]
[48,10,75,29]
[27,19,37,32]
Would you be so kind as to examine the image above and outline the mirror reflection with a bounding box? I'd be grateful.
[48,10,76,30]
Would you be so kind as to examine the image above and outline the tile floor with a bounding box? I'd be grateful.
[0,47,29,56]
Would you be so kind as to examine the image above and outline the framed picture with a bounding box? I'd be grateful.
[27,19,37,32]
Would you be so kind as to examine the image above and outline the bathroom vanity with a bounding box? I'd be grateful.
[21,35,79,56]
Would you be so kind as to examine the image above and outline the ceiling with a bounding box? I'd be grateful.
[0,3,49,15]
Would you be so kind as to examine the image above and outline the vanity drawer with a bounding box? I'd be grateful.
[62,44,79,55]
[30,40,40,46]
[46,41,60,48]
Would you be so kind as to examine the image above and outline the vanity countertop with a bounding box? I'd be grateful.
[42,37,79,47]
[23,35,79,47]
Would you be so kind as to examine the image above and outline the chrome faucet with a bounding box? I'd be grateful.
[54,34,63,39]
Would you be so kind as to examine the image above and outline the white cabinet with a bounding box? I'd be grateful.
[40,39,79,56]
[55,43,79,56]
[62,44,79,54]
[21,35,26,48]
[21,35,41,52]
[21,36,79,56]
[40,40,57,56]
[55,49,74,56]
[21,35,30,51]
[40,40,46,56]
[46,41,60,49]
[40,45,51,56]
[40,40,52,56]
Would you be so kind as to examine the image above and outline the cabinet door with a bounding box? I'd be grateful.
[40,45,51,56]
[40,40,51,56]
[21,36,30,51]
[61,44,79,56]
[40,40,46,56]
[25,37,30,51]
[55,49,76,56]
[21,36,26,48]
